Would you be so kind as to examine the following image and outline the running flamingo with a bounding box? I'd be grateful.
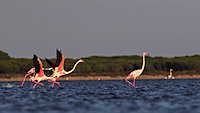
[125,52,149,87]
[46,49,84,87]
[21,55,54,88]
[20,67,52,87]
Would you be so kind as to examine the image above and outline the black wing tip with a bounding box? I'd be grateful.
[56,49,62,54]
[45,58,56,69]
[45,58,51,63]
[33,54,38,58]
[56,48,59,51]
[33,54,38,61]
[45,58,50,61]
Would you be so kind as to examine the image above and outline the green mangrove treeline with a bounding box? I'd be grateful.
[0,50,200,75]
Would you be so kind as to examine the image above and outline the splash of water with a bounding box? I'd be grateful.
[2,83,14,88]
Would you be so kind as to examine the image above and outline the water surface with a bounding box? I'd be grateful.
[0,79,200,113]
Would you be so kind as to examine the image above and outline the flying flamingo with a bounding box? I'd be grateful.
[46,49,84,87]
[125,52,149,87]
[20,67,53,87]
[21,55,54,88]
[165,69,174,79]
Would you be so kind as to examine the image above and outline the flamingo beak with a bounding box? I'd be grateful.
[80,59,84,63]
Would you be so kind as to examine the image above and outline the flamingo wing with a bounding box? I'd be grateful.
[56,49,65,72]
[45,58,56,69]
[33,55,44,77]
[56,49,62,66]
[33,55,40,74]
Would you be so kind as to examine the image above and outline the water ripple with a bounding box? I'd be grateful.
[0,80,200,113]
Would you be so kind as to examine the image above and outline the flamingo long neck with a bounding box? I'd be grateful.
[141,54,146,71]
[65,61,81,75]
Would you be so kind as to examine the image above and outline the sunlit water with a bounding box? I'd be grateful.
[0,79,200,113]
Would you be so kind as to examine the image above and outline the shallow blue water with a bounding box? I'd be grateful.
[0,79,200,113]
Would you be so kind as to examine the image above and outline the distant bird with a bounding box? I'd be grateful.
[20,55,54,88]
[125,52,149,87]
[46,49,84,87]
[165,69,174,79]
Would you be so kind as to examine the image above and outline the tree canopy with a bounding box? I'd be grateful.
[0,50,200,75]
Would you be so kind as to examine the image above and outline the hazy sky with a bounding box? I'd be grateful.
[0,0,200,58]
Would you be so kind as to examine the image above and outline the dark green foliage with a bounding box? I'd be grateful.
[0,50,10,60]
[0,50,200,75]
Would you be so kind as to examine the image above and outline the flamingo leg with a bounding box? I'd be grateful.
[52,81,60,87]
[20,73,32,87]
[52,81,55,87]
[47,78,56,87]
[33,82,38,89]
[125,74,137,87]
[39,82,45,86]
[32,80,44,86]
[125,78,133,86]
[133,78,136,87]
[55,81,60,86]
[51,78,60,87]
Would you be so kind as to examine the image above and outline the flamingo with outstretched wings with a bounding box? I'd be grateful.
[46,49,84,87]
[20,55,54,88]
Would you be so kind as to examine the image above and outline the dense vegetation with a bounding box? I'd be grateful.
[0,50,200,76]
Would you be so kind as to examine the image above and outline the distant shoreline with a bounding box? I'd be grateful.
[1,75,200,81]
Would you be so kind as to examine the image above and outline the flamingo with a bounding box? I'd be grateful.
[21,55,54,88]
[125,52,149,87]
[165,69,174,79]
[20,67,53,87]
[46,49,84,87]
